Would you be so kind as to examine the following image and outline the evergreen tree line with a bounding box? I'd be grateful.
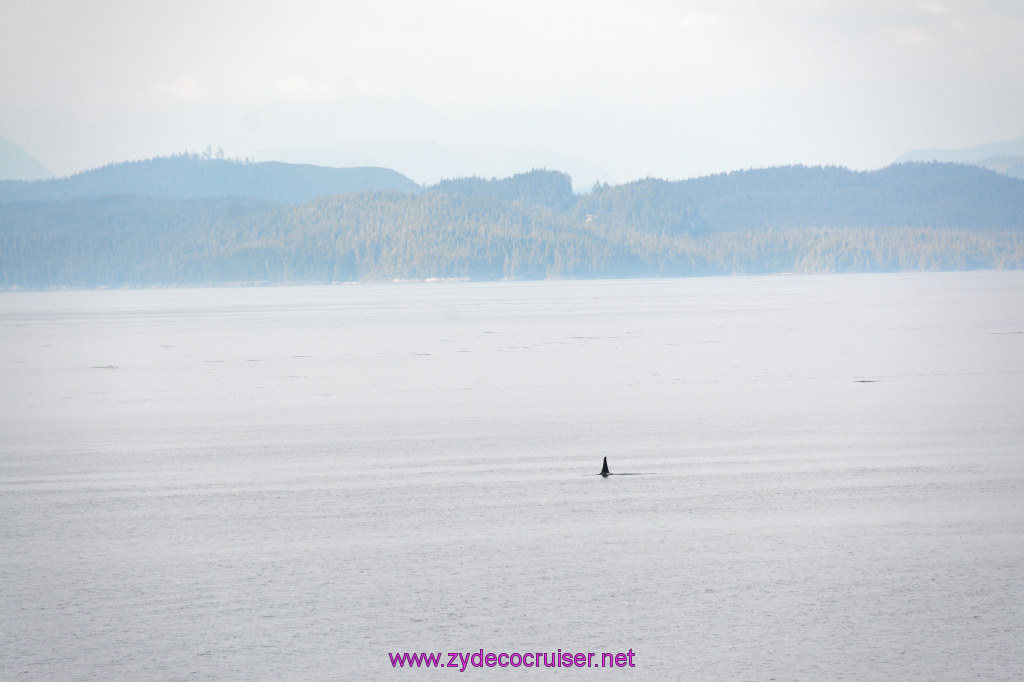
[1,159,1023,287]
[0,155,419,204]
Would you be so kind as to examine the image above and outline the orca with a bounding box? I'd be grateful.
[594,458,650,476]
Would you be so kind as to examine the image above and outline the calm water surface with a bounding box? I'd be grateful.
[2,273,1023,680]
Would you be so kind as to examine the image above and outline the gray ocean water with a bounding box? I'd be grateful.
[2,273,1023,680]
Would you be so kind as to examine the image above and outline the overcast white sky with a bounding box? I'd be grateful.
[2,0,1023,184]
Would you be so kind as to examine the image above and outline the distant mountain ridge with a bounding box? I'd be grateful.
[0,137,53,181]
[430,169,577,212]
[897,137,1024,163]
[2,158,1023,287]
[0,154,419,204]
[897,137,1024,181]
[428,162,1024,233]
[611,162,1024,233]
[255,139,612,191]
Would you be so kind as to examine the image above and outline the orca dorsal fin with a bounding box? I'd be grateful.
[600,457,610,476]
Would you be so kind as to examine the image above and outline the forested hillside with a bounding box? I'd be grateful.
[0,154,419,204]
[430,169,576,212]
[2,158,1023,287]
[578,163,1024,234]
[897,137,1024,181]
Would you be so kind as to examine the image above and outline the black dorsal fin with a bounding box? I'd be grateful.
[600,457,610,476]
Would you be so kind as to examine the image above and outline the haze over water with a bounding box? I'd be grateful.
[2,272,1023,679]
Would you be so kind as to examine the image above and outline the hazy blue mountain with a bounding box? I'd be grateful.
[3,161,1023,288]
[429,169,577,212]
[574,177,700,235]
[0,192,621,286]
[897,137,1024,181]
[0,154,420,204]
[256,139,612,191]
[578,163,1024,233]
[0,196,273,287]
[974,156,1024,181]
[0,137,53,181]
[896,137,1024,163]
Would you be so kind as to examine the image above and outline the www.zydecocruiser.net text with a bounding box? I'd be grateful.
[389,649,637,671]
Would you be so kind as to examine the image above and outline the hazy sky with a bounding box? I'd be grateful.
[2,0,1023,184]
